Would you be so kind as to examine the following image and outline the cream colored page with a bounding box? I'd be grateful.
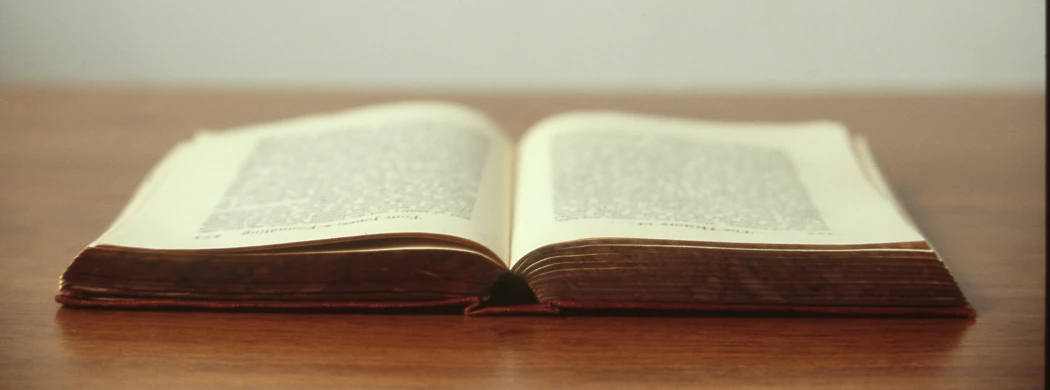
[851,135,915,224]
[91,141,192,246]
[99,102,513,261]
[510,112,925,265]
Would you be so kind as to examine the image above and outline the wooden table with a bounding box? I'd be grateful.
[1,88,1044,389]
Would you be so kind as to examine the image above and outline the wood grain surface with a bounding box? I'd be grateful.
[0,87,1044,389]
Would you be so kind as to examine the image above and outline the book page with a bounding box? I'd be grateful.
[97,102,513,262]
[510,112,925,265]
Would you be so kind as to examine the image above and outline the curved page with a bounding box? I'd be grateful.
[511,112,925,266]
[97,102,514,263]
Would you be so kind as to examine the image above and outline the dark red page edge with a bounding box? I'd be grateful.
[465,300,976,318]
[56,292,975,318]
[54,290,479,311]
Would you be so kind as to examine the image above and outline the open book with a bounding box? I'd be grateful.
[56,102,973,317]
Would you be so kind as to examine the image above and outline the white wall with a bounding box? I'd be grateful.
[0,0,1044,90]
